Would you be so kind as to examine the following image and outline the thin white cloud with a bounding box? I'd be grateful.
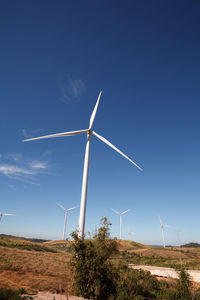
[22,128,44,138]
[29,160,48,169]
[0,154,49,186]
[22,128,29,138]
[6,153,22,162]
[42,150,53,157]
[12,176,41,186]
[0,154,2,158]
[8,184,16,190]
[0,164,35,177]
[69,78,85,98]
[59,76,85,104]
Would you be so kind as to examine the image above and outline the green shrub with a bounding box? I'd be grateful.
[0,288,26,300]
[70,218,117,300]
[175,268,192,300]
[114,266,161,299]
[70,219,198,300]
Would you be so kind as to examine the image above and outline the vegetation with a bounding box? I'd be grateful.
[70,218,200,300]
[0,234,49,243]
[0,246,72,293]
[2,226,200,298]
[175,268,192,300]
[181,242,200,248]
[0,288,27,300]
[0,237,56,253]
[70,218,117,299]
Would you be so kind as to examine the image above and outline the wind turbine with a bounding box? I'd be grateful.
[159,216,169,248]
[126,225,134,240]
[111,208,130,240]
[0,212,14,222]
[23,91,142,239]
[56,202,78,240]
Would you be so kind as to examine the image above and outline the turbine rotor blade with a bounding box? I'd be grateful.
[23,129,88,142]
[111,208,120,215]
[56,202,67,212]
[89,91,102,129]
[2,214,14,216]
[158,215,163,226]
[92,131,142,171]
[67,205,79,212]
[121,209,131,215]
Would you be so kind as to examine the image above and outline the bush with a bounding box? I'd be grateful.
[0,288,26,300]
[70,218,117,299]
[70,219,198,300]
[114,266,160,299]
[175,268,192,300]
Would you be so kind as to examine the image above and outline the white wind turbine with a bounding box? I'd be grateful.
[0,212,14,222]
[159,216,169,248]
[126,225,134,240]
[111,208,130,240]
[23,91,142,239]
[56,202,78,240]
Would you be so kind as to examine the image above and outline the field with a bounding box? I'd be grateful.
[114,240,200,270]
[0,237,73,294]
[1,236,200,294]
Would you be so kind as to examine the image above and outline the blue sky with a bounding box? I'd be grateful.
[0,1,200,245]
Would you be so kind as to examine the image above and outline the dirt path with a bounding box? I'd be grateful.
[25,292,86,299]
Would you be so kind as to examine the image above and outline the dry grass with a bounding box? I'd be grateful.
[1,237,200,294]
[115,239,150,252]
[0,245,73,294]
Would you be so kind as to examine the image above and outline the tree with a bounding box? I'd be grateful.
[175,268,192,300]
[70,218,117,300]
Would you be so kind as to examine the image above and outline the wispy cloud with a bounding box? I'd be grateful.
[6,153,22,162]
[8,184,16,190]
[0,153,49,186]
[0,164,35,177]
[29,160,48,169]
[22,128,29,138]
[59,76,85,104]
[0,154,2,159]
[22,128,44,139]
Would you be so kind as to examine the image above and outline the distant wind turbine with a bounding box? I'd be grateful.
[159,216,169,248]
[23,91,142,239]
[126,226,134,240]
[56,202,78,240]
[0,212,14,222]
[111,208,130,240]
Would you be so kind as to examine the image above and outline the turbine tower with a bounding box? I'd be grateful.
[23,91,142,239]
[111,208,130,240]
[0,212,14,222]
[159,216,169,248]
[56,202,78,240]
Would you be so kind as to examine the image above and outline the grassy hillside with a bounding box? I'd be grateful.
[0,236,56,253]
[0,237,72,294]
[181,242,200,248]
[1,236,200,293]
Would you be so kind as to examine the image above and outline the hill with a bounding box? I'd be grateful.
[0,236,56,253]
[0,234,49,243]
[0,236,72,294]
[181,242,200,248]
[1,236,200,293]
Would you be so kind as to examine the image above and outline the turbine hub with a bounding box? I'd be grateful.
[88,130,92,137]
